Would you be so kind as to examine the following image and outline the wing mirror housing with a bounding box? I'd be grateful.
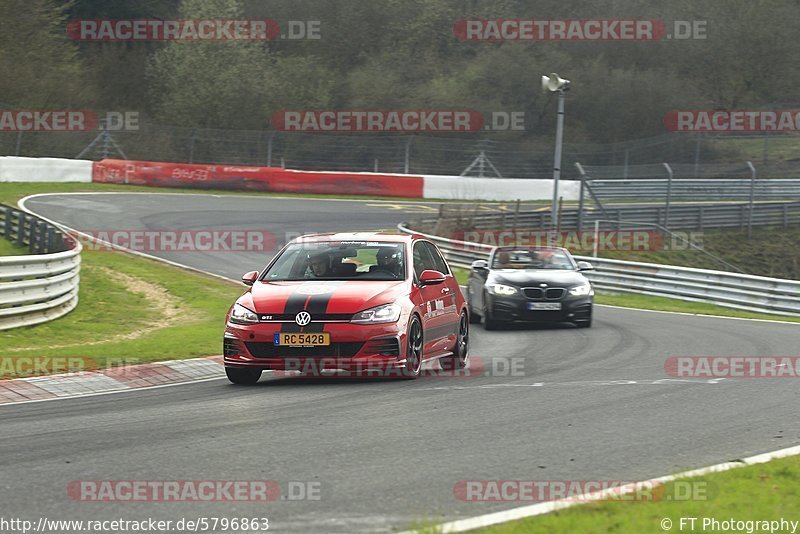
[241,271,259,286]
[419,269,446,285]
[576,261,594,271]
[471,259,488,271]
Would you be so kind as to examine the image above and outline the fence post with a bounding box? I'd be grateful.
[662,162,673,229]
[623,149,629,179]
[746,161,756,238]
[575,162,587,232]
[694,135,701,178]
[188,128,198,163]
[404,137,412,174]
[267,131,275,167]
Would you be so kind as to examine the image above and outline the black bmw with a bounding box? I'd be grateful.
[466,246,594,329]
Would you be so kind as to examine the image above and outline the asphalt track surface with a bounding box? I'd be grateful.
[5,192,799,533]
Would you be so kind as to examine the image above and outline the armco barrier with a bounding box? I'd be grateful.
[0,205,81,330]
[399,223,800,317]
[92,159,426,198]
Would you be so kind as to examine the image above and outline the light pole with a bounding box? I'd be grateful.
[542,73,571,229]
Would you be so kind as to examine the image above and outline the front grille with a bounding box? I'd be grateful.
[363,337,400,356]
[257,313,352,322]
[523,288,543,299]
[244,341,364,358]
[545,288,565,299]
[522,287,565,300]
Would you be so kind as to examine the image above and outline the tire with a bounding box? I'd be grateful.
[483,295,500,330]
[401,315,423,379]
[441,312,469,371]
[468,303,482,323]
[574,308,593,328]
[226,367,262,385]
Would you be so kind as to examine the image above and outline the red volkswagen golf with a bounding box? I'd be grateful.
[223,232,469,383]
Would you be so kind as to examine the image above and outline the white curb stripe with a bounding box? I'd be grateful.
[413,445,800,533]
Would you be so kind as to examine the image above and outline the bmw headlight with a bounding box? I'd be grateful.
[487,283,518,296]
[229,303,259,324]
[569,283,594,296]
[351,303,402,324]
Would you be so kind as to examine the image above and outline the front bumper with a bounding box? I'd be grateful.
[223,319,408,374]
[487,293,593,324]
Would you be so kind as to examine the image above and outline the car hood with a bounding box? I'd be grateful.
[489,269,587,287]
[239,280,408,315]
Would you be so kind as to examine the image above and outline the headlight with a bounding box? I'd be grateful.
[569,283,593,296]
[351,303,402,324]
[229,303,259,324]
[487,283,518,296]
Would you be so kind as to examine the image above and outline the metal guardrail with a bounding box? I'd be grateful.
[588,179,800,200]
[420,200,800,232]
[400,223,800,317]
[0,205,81,330]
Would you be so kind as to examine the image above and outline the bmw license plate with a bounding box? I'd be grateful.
[274,333,331,346]
[528,302,562,311]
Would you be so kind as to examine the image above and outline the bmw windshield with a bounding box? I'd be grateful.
[262,241,407,281]
[491,247,576,270]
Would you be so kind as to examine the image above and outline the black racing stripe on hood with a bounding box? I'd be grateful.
[280,282,345,333]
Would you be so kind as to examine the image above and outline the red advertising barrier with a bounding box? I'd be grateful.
[91,159,425,198]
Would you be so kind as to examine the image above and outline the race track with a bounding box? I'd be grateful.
[4,192,799,532]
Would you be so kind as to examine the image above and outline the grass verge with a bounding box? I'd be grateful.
[471,454,800,534]
[0,237,27,256]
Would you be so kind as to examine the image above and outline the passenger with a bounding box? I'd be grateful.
[495,251,512,268]
[308,252,331,278]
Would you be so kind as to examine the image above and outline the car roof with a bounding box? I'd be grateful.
[493,245,570,253]
[291,231,419,243]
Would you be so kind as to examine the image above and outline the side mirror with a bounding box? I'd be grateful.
[241,270,259,286]
[471,259,488,271]
[419,269,446,285]
[576,261,594,271]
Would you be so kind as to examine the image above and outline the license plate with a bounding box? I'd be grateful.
[274,333,331,346]
[528,302,562,311]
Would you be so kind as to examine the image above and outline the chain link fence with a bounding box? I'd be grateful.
[2,118,799,179]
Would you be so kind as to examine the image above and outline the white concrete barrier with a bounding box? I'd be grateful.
[0,157,92,182]
[423,174,579,201]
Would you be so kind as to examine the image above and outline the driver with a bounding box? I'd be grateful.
[370,247,402,276]
[308,252,331,278]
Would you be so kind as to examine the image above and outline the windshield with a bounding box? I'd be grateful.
[491,247,576,270]
[262,241,406,281]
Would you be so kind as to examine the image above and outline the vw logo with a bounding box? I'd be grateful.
[295,311,312,326]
